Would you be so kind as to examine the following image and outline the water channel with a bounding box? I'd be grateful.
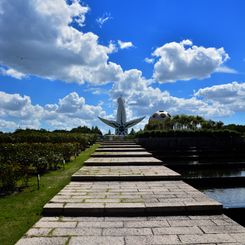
[153,153,245,209]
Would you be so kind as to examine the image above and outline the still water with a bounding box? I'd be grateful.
[201,188,245,208]
[180,169,245,178]
[175,168,245,208]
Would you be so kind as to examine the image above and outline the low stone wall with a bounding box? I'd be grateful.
[135,137,245,150]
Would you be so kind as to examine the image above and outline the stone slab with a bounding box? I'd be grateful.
[99,144,142,148]
[43,180,222,215]
[100,141,136,144]
[96,147,146,152]
[71,165,181,181]
[91,151,152,157]
[16,215,245,245]
[84,157,163,166]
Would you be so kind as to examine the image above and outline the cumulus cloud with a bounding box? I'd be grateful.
[57,92,85,113]
[0,91,107,132]
[0,119,17,132]
[43,92,105,120]
[0,91,43,121]
[109,70,243,120]
[0,92,30,111]
[118,40,134,49]
[0,67,27,79]
[0,0,119,86]
[152,40,234,83]
[195,81,245,111]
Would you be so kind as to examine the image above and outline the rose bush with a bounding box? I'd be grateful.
[0,161,22,192]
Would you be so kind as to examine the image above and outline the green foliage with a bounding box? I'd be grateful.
[32,157,48,174]
[0,131,98,192]
[142,114,244,137]
[144,120,164,131]
[0,144,99,245]
[129,128,135,135]
[135,129,241,138]
[0,162,22,192]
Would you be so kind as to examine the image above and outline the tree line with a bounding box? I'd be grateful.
[144,114,245,135]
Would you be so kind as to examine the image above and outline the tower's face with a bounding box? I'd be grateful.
[149,110,171,123]
[115,125,128,135]
[117,96,125,104]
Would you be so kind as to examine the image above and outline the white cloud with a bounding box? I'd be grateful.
[144,58,154,64]
[96,12,112,28]
[19,118,41,129]
[215,66,237,73]
[195,81,245,112]
[57,92,85,113]
[0,92,30,111]
[0,0,118,85]
[0,91,107,131]
[108,69,243,120]
[0,119,17,132]
[0,67,27,79]
[152,40,233,83]
[0,91,43,120]
[118,40,134,49]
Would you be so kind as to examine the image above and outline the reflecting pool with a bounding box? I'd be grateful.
[180,168,245,178]
[201,188,245,208]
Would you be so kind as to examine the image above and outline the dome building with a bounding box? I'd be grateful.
[149,110,172,123]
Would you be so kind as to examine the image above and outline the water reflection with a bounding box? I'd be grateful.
[180,169,245,178]
[201,188,245,208]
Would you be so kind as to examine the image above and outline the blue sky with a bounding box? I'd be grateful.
[0,0,244,134]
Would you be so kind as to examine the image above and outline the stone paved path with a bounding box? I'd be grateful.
[84,157,163,166]
[16,140,245,244]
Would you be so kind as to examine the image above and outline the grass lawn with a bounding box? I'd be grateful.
[0,144,99,245]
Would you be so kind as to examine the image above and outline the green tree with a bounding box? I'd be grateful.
[144,120,164,131]
[163,117,174,130]
[129,128,135,135]
[173,114,180,129]
[216,121,224,130]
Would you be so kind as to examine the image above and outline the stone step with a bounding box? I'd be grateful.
[43,180,223,216]
[96,148,146,152]
[84,157,163,166]
[100,141,136,145]
[98,144,142,148]
[91,151,152,158]
[16,215,245,245]
[71,166,181,181]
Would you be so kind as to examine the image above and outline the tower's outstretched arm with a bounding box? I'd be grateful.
[125,116,146,128]
[97,116,119,128]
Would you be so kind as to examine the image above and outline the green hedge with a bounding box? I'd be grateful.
[0,131,98,144]
[135,129,241,138]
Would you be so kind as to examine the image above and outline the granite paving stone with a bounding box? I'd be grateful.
[102,227,153,236]
[179,233,236,243]
[15,237,68,245]
[52,228,102,236]
[26,228,52,236]
[99,144,142,148]
[96,147,146,151]
[16,215,245,244]
[69,236,125,245]
[43,180,222,215]
[71,165,181,181]
[84,157,163,165]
